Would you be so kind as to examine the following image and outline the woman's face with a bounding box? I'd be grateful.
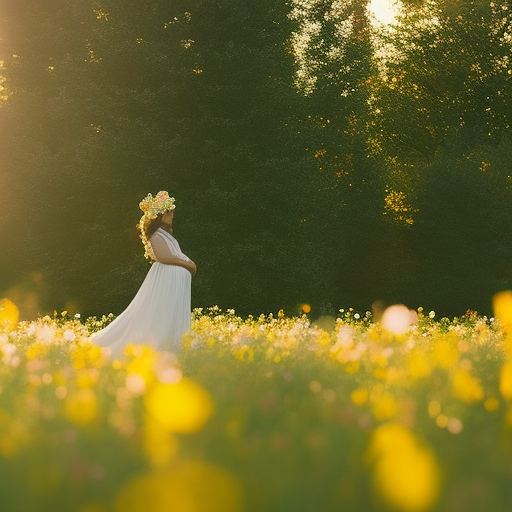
[162,209,174,225]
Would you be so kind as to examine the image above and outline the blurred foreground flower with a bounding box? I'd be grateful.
[114,461,243,512]
[381,304,418,335]
[500,361,512,401]
[367,423,440,512]
[0,305,509,512]
[493,290,512,354]
[493,290,512,331]
[64,388,99,426]
[0,298,19,332]
[144,378,213,433]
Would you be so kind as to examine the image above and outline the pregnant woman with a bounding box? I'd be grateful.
[91,191,196,358]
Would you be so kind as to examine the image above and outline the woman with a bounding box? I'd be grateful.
[91,191,196,358]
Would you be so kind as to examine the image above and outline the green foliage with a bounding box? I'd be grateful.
[1,0,512,317]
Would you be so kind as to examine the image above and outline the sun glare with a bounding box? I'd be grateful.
[368,0,401,26]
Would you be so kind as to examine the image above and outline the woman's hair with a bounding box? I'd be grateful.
[139,213,173,239]
[144,214,163,239]
[137,211,173,260]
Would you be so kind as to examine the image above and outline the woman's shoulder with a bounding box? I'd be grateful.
[150,228,166,239]
[151,229,176,246]
[153,228,174,240]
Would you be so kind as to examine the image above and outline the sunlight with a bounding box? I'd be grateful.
[368,0,401,26]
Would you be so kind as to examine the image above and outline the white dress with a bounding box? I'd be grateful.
[91,228,192,358]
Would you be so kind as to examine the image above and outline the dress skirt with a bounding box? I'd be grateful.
[91,261,191,358]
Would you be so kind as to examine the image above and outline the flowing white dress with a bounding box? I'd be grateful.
[91,228,192,358]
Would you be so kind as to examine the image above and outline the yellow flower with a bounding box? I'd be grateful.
[143,415,180,469]
[431,336,459,369]
[407,351,431,380]
[144,378,213,434]
[367,423,440,512]
[484,397,500,412]
[0,298,19,332]
[76,368,100,388]
[25,342,51,360]
[64,388,99,426]
[500,361,512,401]
[233,345,254,362]
[125,344,158,386]
[351,388,368,405]
[452,368,484,403]
[493,290,512,333]
[371,392,398,420]
[114,461,243,512]
[0,410,31,457]
[72,343,107,370]
[344,361,360,374]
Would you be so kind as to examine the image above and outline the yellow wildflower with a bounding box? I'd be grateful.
[371,392,398,420]
[493,290,512,333]
[500,361,512,401]
[484,397,500,412]
[144,378,213,434]
[76,368,100,388]
[452,368,484,403]
[0,298,19,332]
[125,344,158,387]
[64,388,99,426]
[25,342,51,360]
[407,351,431,380]
[431,336,459,368]
[114,461,243,512]
[233,345,254,362]
[72,343,107,370]
[367,423,440,512]
[351,388,368,406]
[143,415,180,469]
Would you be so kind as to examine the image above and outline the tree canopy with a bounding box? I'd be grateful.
[1,0,511,318]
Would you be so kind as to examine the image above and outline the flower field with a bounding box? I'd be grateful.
[1,296,512,512]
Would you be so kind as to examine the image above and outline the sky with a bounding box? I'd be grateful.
[368,0,401,25]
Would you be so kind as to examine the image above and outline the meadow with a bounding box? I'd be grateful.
[1,296,512,512]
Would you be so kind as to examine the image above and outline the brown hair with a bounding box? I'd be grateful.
[139,213,172,240]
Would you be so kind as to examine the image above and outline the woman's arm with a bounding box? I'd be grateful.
[151,234,197,276]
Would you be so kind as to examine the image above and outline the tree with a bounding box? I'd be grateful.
[368,0,512,313]
[0,0,310,316]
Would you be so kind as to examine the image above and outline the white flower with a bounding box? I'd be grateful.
[429,311,435,319]
[381,304,418,335]
[37,325,56,344]
[63,329,75,342]
[1,343,16,356]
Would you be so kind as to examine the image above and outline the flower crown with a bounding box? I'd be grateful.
[138,191,176,260]
[139,190,176,219]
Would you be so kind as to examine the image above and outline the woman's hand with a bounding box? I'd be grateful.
[151,234,196,275]
[187,260,197,277]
